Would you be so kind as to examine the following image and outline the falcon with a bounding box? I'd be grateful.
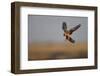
[62,22,81,43]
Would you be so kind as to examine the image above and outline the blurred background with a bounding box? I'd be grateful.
[28,15,88,60]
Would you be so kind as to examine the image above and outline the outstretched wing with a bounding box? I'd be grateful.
[69,24,81,34]
[62,22,67,32]
[66,35,75,43]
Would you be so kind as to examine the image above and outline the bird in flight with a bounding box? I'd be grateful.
[62,22,81,43]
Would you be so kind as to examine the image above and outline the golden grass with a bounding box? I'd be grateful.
[28,42,88,60]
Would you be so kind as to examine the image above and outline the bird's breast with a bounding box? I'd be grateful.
[64,32,70,37]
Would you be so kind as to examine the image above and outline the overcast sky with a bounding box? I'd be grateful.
[28,15,88,43]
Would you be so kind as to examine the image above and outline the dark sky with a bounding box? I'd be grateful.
[28,15,88,43]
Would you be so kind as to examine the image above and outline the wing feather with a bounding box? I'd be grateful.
[66,35,75,43]
[62,22,67,32]
[69,24,81,34]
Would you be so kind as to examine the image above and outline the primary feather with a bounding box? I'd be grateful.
[69,24,81,34]
[62,22,67,32]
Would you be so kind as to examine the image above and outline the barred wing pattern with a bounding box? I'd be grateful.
[66,35,75,43]
[62,22,67,32]
[69,24,81,34]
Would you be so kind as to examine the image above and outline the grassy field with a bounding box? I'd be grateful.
[28,42,88,60]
